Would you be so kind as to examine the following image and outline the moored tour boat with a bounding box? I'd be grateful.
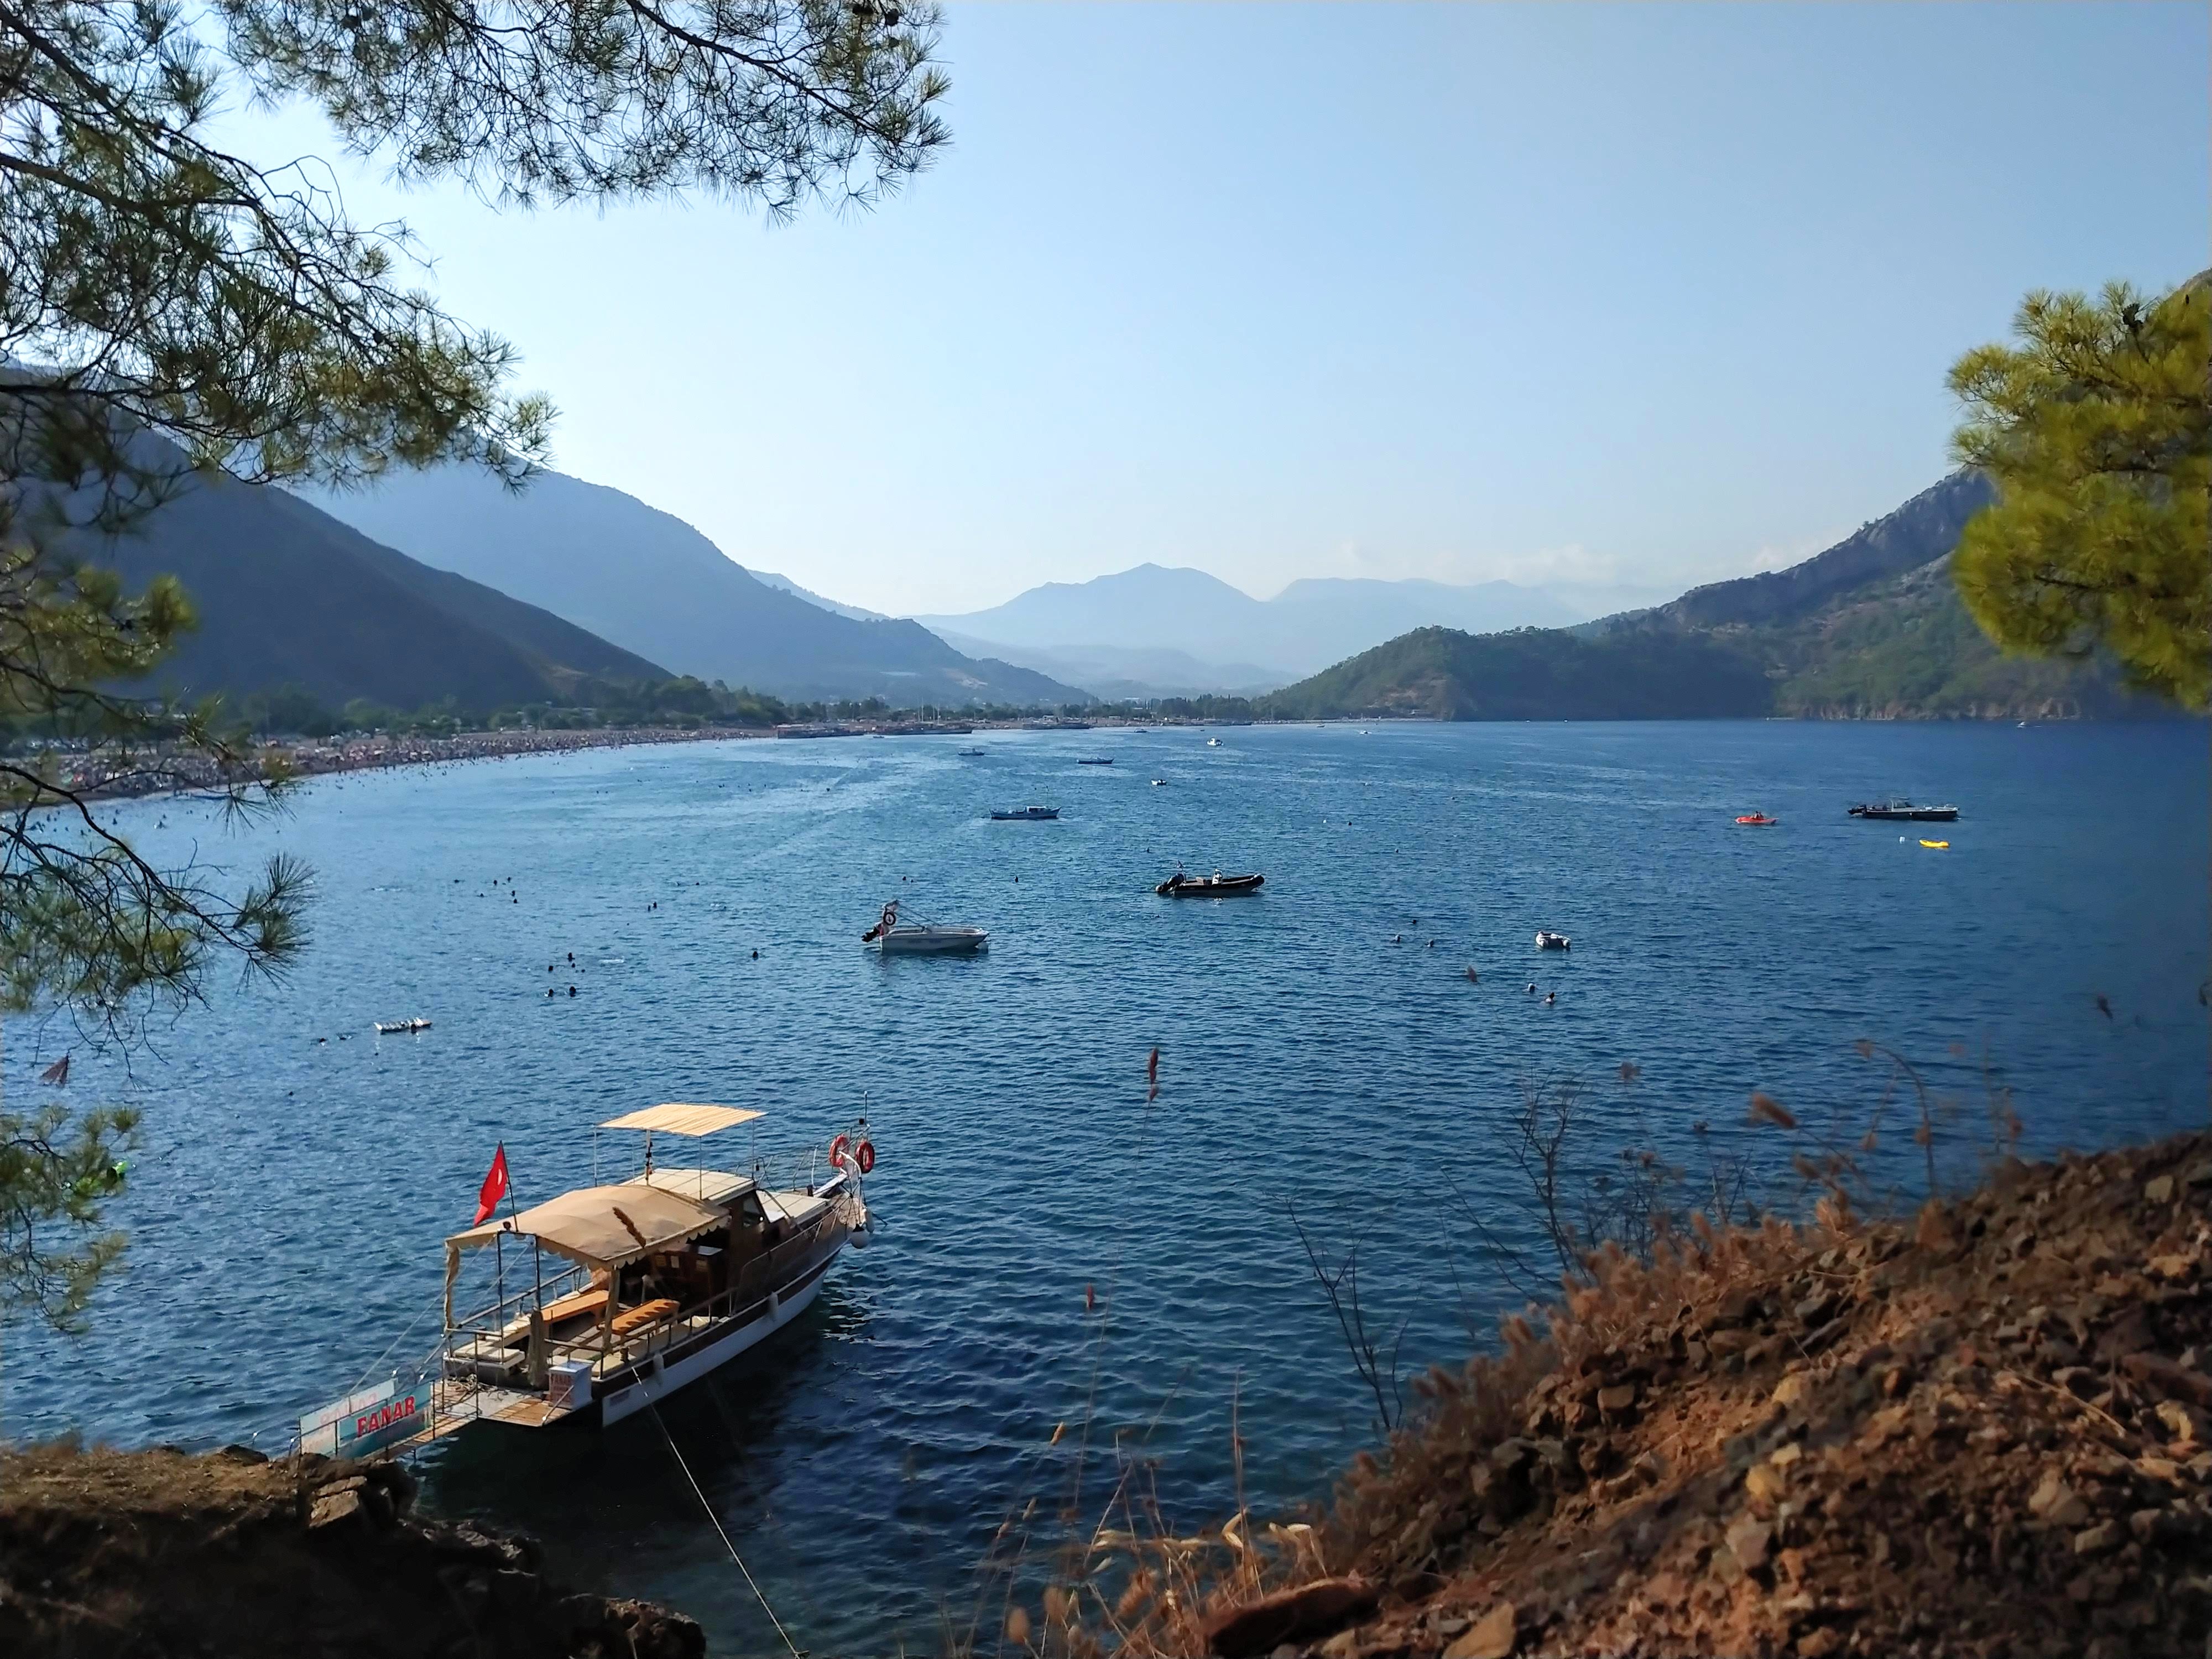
[862,899,988,954]
[374,1018,433,1034]
[315,1103,872,1455]
[1155,870,1265,896]
[990,805,1059,821]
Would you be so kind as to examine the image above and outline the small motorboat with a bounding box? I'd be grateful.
[958,749,988,758]
[1205,737,1223,747]
[1735,813,1778,826]
[1156,870,1264,897]
[1534,931,1571,951]
[1848,799,1959,822]
[1919,839,1950,850]
[1078,758,1114,765]
[374,1018,434,1035]
[1150,778,1167,787]
[862,900,988,954]
[990,806,1060,821]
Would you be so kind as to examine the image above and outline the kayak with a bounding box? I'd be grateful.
[1920,839,1950,849]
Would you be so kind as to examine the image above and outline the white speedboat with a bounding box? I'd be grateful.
[308,1103,872,1454]
[1535,930,1572,951]
[1206,737,1223,747]
[862,899,988,955]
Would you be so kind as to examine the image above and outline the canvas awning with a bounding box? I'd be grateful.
[446,1184,725,1271]
[599,1103,763,1136]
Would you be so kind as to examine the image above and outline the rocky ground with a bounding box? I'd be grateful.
[1197,1132,2212,1659]
[0,1444,702,1659]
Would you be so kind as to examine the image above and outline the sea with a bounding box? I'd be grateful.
[6,719,2206,1655]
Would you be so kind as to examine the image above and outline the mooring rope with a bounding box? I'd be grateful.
[649,1399,805,1659]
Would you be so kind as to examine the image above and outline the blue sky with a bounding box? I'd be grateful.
[233,4,2209,613]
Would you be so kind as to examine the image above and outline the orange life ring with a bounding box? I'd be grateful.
[855,1139,876,1175]
[828,1133,852,1168]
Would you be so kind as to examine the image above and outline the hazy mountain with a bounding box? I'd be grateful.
[747,569,890,622]
[929,632,1289,701]
[312,466,1085,706]
[919,564,1591,681]
[61,453,667,714]
[1263,471,2161,722]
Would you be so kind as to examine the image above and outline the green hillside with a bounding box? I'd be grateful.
[1764,557,2143,718]
[1262,471,2167,722]
[1259,627,1770,719]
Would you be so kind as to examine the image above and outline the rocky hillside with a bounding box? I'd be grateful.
[1178,1132,2211,1659]
[0,1444,702,1659]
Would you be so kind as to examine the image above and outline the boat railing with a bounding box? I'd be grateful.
[450,1258,593,1339]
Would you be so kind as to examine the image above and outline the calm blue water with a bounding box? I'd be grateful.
[7,721,2206,1654]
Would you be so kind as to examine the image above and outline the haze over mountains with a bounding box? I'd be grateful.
[62,441,2153,725]
[911,566,1657,692]
[310,465,1079,706]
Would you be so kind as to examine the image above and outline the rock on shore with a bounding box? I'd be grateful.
[1219,1131,2212,1659]
[0,1444,703,1659]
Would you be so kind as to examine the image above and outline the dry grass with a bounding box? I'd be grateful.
[960,1042,2033,1658]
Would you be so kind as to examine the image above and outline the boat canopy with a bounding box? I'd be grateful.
[599,1103,763,1136]
[446,1183,724,1273]
[630,1167,758,1207]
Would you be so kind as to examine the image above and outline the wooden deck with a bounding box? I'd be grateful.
[400,1379,579,1446]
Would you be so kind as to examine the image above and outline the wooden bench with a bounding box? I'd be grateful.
[610,1297,679,1339]
[540,1287,609,1327]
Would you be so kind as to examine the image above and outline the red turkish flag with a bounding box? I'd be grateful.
[473,1144,509,1225]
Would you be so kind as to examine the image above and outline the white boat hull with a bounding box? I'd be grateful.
[596,1257,834,1426]
[877,928,988,955]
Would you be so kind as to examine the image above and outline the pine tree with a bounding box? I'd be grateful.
[1948,275,2210,709]
[0,0,948,1326]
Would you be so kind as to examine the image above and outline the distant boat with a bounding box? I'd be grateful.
[1735,812,1778,826]
[1534,931,1571,951]
[861,899,988,954]
[958,749,988,757]
[1206,737,1223,747]
[1156,870,1264,897]
[1919,839,1950,850]
[990,806,1060,821]
[1078,758,1114,765]
[1849,799,1959,822]
[374,1018,434,1035]
[1150,778,1168,786]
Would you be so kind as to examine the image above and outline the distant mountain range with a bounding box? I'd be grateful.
[310,466,1082,706]
[927,633,1290,701]
[1264,472,2164,721]
[59,442,668,714]
[913,565,1633,691]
